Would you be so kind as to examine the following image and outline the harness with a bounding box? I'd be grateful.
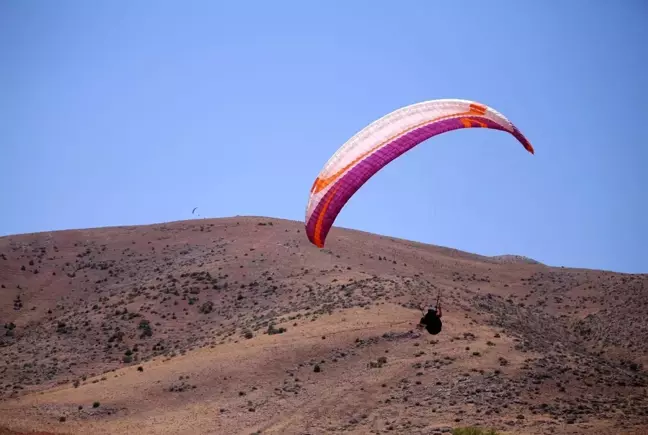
[420,289,443,334]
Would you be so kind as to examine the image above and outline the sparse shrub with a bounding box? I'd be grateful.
[243,330,254,339]
[199,301,214,314]
[108,331,124,342]
[452,427,499,435]
[93,402,100,408]
[267,324,286,335]
[138,319,153,338]
[56,322,69,334]
[137,366,143,372]
[313,364,321,373]
[369,357,387,368]
[4,322,16,335]
[13,296,23,310]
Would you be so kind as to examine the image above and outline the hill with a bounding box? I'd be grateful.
[489,255,543,266]
[0,216,646,435]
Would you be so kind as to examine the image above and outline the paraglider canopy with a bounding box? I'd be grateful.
[304,98,534,248]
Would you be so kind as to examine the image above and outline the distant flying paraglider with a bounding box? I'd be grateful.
[304,98,534,248]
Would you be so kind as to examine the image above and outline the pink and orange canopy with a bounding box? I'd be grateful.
[304,98,534,248]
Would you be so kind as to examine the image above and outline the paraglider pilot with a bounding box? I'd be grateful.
[417,292,442,335]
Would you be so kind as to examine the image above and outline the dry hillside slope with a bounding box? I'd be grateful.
[0,216,646,435]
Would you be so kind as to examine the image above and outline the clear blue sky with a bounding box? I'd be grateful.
[1,1,646,273]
